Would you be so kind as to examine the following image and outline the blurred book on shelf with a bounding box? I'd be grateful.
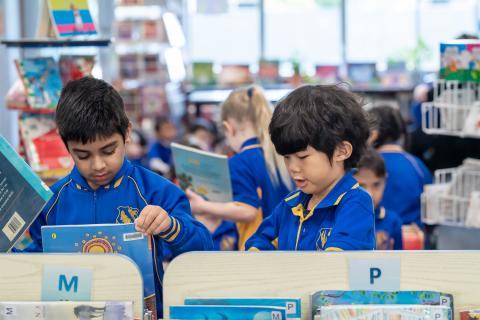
[218,64,251,86]
[315,65,339,84]
[258,59,280,84]
[191,62,215,87]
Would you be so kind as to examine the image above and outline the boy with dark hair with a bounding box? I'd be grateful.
[25,77,213,317]
[355,148,403,250]
[246,84,375,251]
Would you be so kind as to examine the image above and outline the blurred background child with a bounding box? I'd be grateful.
[126,127,149,168]
[186,85,293,250]
[355,148,403,250]
[148,116,177,179]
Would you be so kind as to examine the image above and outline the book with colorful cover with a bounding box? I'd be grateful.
[58,55,95,85]
[191,62,215,86]
[15,57,62,110]
[18,113,74,174]
[47,0,97,38]
[170,305,287,320]
[171,142,233,202]
[0,301,133,320]
[0,135,53,252]
[184,298,301,319]
[311,290,453,320]
[41,223,156,319]
[316,304,450,320]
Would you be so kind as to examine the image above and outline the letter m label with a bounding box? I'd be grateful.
[58,274,78,292]
[271,311,282,320]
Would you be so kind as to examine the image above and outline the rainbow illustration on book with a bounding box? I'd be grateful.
[48,0,97,38]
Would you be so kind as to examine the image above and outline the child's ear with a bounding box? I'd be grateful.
[334,141,353,162]
[368,129,379,146]
[125,123,133,144]
[222,120,235,137]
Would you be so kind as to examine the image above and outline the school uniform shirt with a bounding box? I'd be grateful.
[375,206,403,250]
[148,140,172,167]
[245,171,375,251]
[229,137,291,250]
[25,158,213,317]
[380,151,433,227]
[212,220,238,251]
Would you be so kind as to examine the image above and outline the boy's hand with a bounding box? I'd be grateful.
[186,189,206,216]
[135,205,172,235]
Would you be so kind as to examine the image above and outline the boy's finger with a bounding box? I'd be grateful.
[153,216,172,235]
[145,211,167,235]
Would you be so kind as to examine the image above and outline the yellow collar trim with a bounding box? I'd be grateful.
[113,176,124,188]
[241,144,262,152]
[379,207,386,219]
[285,192,300,202]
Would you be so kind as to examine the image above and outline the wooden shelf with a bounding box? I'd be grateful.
[1,38,111,48]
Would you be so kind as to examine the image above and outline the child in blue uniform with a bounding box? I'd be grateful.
[246,84,375,251]
[355,148,403,250]
[148,116,177,179]
[368,106,432,227]
[24,77,212,317]
[187,86,293,250]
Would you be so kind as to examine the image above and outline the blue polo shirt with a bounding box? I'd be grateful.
[25,158,212,317]
[229,137,291,250]
[212,220,238,251]
[245,171,375,251]
[148,140,172,166]
[380,151,433,226]
[375,206,403,250]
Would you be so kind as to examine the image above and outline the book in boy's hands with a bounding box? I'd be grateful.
[171,143,233,202]
[15,57,62,110]
[0,135,53,252]
[41,223,156,319]
[184,298,301,319]
[311,290,453,320]
[0,301,133,320]
[170,305,287,320]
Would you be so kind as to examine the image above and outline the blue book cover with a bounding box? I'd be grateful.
[41,223,156,316]
[185,298,301,319]
[15,57,63,110]
[170,305,286,320]
[0,135,53,252]
[171,142,233,202]
[311,290,453,320]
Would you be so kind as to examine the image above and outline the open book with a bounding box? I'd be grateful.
[171,142,233,202]
[0,135,53,252]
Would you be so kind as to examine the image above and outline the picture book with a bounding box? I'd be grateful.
[47,0,97,38]
[184,298,301,319]
[258,59,280,84]
[171,143,233,202]
[170,305,287,320]
[18,113,74,174]
[191,62,215,86]
[41,223,156,319]
[311,290,453,320]
[461,309,480,320]
[15,57,63,110]
[315,65,339,84]
[0,301,133,320]
[347,63,377,85]
[315,304,450,320]
[0,135,53,252]
[58,55,95,85]
[119,54,140,79]
[141,85,169,117]
[218,64,251,86]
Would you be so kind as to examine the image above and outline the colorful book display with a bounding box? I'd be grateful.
[47,0,97,38]
[170,305,287,320]
[0,135,53,252]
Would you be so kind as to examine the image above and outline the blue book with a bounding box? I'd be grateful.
[170,305,287,320]
[185,298,301,319]
[171,143,233,202]
[0,135,53,252]
[41,223,156,315]
[311,290,453,320]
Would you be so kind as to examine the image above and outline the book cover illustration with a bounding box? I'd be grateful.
[461,309,480,320]
[316,304,450,320]
[191,62,215,86]
[47,0,97,38]
[311,290,453,320]
[41,223,156,319]
[0,135,53,252]
[15,57,63,110]
[141,85,169,117]
[0,301,133,320]
[170,305,286,320]
[59,55,95,85]
[171,142,233,202]
[18,113,74,174]
[184,298,301,319]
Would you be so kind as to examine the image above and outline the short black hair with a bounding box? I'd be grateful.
[154,116,171,132]
[56,77,129,145]
[357,148,386,178]
[367,105,406,148]
[270,84,370,170]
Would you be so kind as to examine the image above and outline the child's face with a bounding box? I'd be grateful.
[284,145,347,200]
[354,168,385,208]
[67,131,130,190]
[156,122,177,143]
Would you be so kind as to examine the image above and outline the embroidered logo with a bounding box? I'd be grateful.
[116,206,139,224]
[316,228,332,250]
